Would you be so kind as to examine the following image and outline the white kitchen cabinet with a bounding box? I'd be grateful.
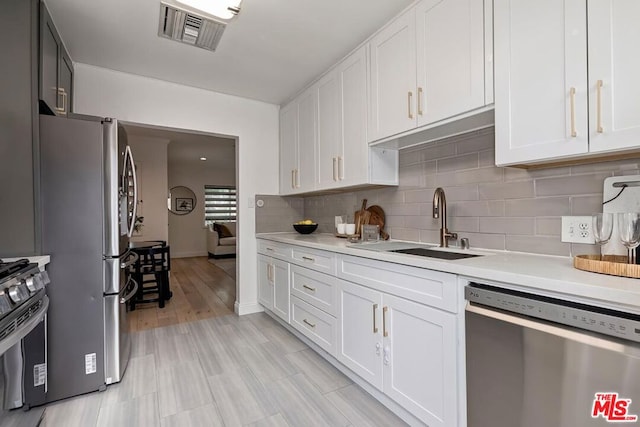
[317,69,341,189]
[257,254,290,323]
[495,0,640,166]
[279,101,298,195]
[337,278,458,427]
[587,0,640,153]
[369,0,490,143]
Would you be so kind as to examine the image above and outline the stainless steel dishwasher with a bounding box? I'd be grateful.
[465,282,640,427]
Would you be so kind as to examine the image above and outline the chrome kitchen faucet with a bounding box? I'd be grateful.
[433,187,457,248]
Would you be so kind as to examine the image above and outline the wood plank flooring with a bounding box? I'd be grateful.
[39,313,408,427]
[129,257,236,331]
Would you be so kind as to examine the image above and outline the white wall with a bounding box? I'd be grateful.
[168,141,236,257]
[73,64,280,315]
[128,135,170,243]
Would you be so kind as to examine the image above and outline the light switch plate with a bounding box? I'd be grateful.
[561,216,595,244]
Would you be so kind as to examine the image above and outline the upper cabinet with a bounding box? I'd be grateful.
[40,1,73,117]
[495,0,640,166]
[368,0,491,143]
[280,46,398,196]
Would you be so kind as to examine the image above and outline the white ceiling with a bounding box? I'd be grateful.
[45,0,414,104]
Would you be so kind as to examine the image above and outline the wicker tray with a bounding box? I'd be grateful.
[573,254,640,279]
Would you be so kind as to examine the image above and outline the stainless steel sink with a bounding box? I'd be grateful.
[389,247,482,260]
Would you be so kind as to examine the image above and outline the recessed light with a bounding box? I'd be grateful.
[200,157,207,161]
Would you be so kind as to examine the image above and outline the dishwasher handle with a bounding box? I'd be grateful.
[466,303,640,357]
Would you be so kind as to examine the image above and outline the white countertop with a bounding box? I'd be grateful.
[256,232,640,313]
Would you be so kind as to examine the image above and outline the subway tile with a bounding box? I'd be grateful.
[479,150,495,167]
[503,166,571,181]
[437,153,479,173]
[479,217,534,235]
[423,160,438,175]
[571,243,599,257]
[385,203,422,216]
[505,235,571,257]
[399,149,422,166]
[478,180,534,200]
[450,200,505,217]
[405,216,439,230]
[535,217,562,236]
[449,217,480,233]
[375,189,405,204]
[419,229,440,245]
[435,166,503,186]
[535,173,611,197]
[387,227,421,242]
[418,140,457,161]
[571,195,604,215]
[613,169,640,177]
[570,158,640,175]
[429,185,479,202]
[456,130,495,154]
[398,163,425,188]
[385,215,405,228]
[505,197,571,217]
[405,189,432,204]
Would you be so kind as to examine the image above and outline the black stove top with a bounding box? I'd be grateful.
[0,259,32,281]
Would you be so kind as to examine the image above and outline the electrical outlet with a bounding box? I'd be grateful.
[561,216,595,244]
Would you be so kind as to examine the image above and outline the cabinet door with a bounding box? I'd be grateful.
[588,0,640,153]
[338,46,368,187]
[40,6,59,115]
[59,49,73,115]
[316,70,341,189]
[257,255,273,310]
[494,0,588,166]
[383,294,457,427]
[369,8,417,142]
[296,88,317,192]
[272,258,290,323]
[415,0,485,126]
[337,280,383,391]
[279,101,298,195]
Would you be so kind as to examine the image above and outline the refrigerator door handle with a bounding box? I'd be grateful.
[120,251,138,269]
[119,276,138,305]
[124,145,138,238]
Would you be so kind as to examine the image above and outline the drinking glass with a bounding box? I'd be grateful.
[592,213,613,261]
[617,213,640,264]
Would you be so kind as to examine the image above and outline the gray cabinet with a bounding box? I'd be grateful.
[39,1,73,116]
[0,0,40,256]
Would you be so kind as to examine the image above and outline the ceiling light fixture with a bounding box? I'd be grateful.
[200,157,207,161]
[174,0,242,20]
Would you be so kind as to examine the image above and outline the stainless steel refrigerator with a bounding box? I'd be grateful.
[40,113,139,402]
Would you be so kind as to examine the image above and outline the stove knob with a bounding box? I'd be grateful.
[40,271,50,286]
[0,294,12,315]
[25,276,38,292]
[8,284,29,303]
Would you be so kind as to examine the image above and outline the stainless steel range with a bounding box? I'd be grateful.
[0,258,50,423]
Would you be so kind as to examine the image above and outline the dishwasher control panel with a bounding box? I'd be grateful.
[466,283,640,344]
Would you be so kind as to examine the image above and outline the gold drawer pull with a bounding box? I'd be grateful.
[596,80,604,133]
[301,256,315,262]
[382,306,389,337]
[407,91,414,119]
[569,87,577,137]
[417,87,423,116]
[303,319,316,328]
[373,303,378,333]
[302,284,316,292]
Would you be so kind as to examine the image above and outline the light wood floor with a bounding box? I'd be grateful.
[128,256,236,332]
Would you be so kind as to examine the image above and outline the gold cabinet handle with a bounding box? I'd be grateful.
[569,87,577,137]
[407,91,414,119]
[302,284,316,292]
[267,264,272,282]
[301,256,315,262]
[333,157,338,181]
[382,306,388,337]
[373,303,378,333]
[55,88,67,115]
[291,170,295,189]
[295,169,300,188]
[596,80,604,133]
[417,87,423,116]
[303,319,316,328]
[338,156,343,181]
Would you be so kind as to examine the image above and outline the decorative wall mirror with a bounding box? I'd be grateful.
[168,186,197,215]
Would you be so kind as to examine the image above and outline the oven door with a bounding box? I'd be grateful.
[466,304,640,427]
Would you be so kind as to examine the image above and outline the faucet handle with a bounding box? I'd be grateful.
[460,238,470,250]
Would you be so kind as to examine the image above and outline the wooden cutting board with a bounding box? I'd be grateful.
[366,205,389,240]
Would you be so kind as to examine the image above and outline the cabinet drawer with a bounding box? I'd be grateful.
[338,254,458,313]
[257,239,291,260]
[291,246,336,275]
[291,266,337,316]
[291,296,336,356]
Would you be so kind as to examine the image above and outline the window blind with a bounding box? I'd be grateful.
[204,185,237,224]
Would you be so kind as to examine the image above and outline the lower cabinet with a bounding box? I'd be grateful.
[257,254,290,322]
[338,279,458,427]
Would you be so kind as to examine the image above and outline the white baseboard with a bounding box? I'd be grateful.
[171,251,208,258]
[235,301,264,316]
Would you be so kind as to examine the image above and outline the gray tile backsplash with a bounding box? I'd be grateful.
[255,195,304,233]
[297,128,640,257]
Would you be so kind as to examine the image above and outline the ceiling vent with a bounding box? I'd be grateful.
[158,2,226,51]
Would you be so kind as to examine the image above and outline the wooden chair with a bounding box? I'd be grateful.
[129,244,172,309]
